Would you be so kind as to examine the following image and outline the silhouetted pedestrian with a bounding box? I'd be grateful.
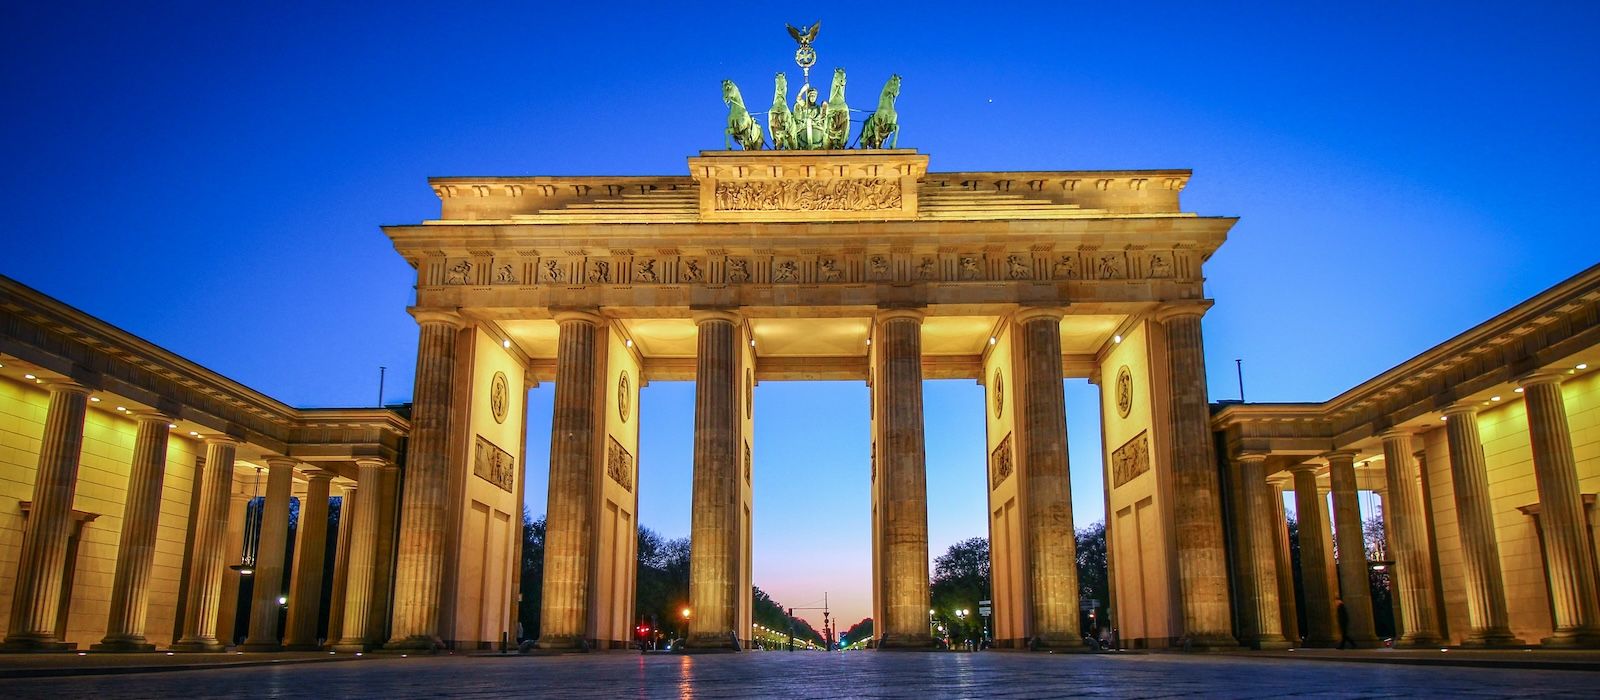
[1335,598,1354,649]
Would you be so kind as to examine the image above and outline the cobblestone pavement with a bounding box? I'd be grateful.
[4,650,1595,698]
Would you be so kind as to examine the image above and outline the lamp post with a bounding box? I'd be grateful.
[679,607,690,646]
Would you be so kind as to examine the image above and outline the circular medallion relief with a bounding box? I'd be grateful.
[992,369,1004,418]
[489,371,509,424]
[618,370,631,423]
[1115,365,1133,419]
[745,368,753,419]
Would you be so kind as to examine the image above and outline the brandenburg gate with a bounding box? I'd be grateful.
[381,145,1238,650]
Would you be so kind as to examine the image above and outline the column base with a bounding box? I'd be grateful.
[332,639,379,652]
[1460,629,1526,648]
[1298,636,1337,649]
[169,638,225,653]
[534,635,590,652]
[1393,633,1444,649]
[2,635,73,652]
[91,637,156,652]
[236,641,284,652]
[1177,633,1242,652]
[876,633,939,650]
[382,635,444,652]
[281,642,325,651]
[1246,635,1294,651]
[1540,629,1600,648]
[684,632,742,651]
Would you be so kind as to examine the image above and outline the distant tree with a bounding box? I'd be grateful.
[931,537,989,643]
[840,617,873,648]
[1076,521,1108,635]
[753,587,825,646]
[1363,513,1395,639]
[1287,514,1306,641]
[517,509,544,641]
[634,526,690,641]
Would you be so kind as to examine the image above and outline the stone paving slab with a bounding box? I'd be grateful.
[0,650,364,679]
[2,650,1596,699]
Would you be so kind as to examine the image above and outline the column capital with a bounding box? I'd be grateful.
[874,307,925,324]
[1013,306,1067,324]
[336,480,358,494]
[690,308,741,325]
[1286,461,1323,476]
[409,307,467,328]
[1235,452,1270,466]
[261,455,299,469]
[42,380,93,396]
[353,457,389,470]
[204,435,243,447]
[300,467,336,482]
[1515,369,1568,387]
[1321,450,1359,466]
[1151,300,1214,323]
[552,309,604,326]
[1377,427,1416,440]
[130,410,174,425]
[1442,402,1480,418]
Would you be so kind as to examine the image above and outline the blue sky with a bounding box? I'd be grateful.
[4,3,1597,628]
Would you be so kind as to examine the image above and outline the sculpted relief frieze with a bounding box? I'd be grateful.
[425,249,1191,287]
[473,435,516,493]
[1111,431,1150,489]
[713,178,902,212]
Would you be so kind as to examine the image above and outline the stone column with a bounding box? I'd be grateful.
[240,456,296,650]
[335,458,387,651]
[874,309,936,649]
[95,412,173,651]
[1289,464,1336,646]
[1015,308,1079,645]
[1442,404,1523,646]
[366,463,401,646]
[536,311,602,650]
[173,437,240,652]
[386,309,463,650]
[1379,429,1442,647]
[687,309,742,649]
[215,480,253,646]
[325,481,357,644]
[1238,454,1290,649]
[1155,304,1236,647]
[3,381,91,650]
[1520,373,1600,646]
[1269,481,1300,644]
[1326,451,1379,647]
[284,469,333,649]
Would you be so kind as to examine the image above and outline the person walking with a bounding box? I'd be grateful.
[1335,598,1354,649]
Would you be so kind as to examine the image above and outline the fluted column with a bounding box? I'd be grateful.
[3,381,91,650]
[873,308,936,649]
[1442,404,1524,646]
[335,458,387,650]
[284,469,333,649]
[366,463,401,646]
[1326,451,1379,647]
[95,412,173,651]
[537,310,602,649]
[1289,464,1336,646]
[1269,481,1300,644]
[1520,373,1600,646]
[1014,308,1079,645]
[1380,429,1442,647]
[386,309,463,650]
[1238,454,1290,649]
[172,437,240,651]
[1156,304,1236,647]
[240,457,296,650]
[686,309,742,649]
[325,481,357,644]
[215,481,252,646]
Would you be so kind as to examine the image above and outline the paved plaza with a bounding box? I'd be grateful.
[3,651,1595,698]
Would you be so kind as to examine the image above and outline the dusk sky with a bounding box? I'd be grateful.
[4,3,1597,630]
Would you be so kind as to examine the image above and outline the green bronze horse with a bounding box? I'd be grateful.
[822,68,850,149]
[722,79,764,150]
[768,72,795,150]
[859,74,900,149]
